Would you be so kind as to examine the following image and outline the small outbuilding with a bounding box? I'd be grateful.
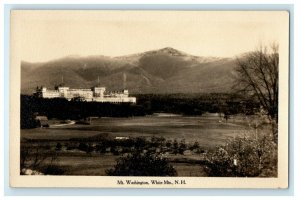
[34,115,49,127]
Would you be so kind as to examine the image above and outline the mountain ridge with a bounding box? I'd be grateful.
[21,47,237,94]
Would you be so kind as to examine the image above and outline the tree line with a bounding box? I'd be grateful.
[21,93,260,129]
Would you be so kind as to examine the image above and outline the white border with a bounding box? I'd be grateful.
[9,10,289,189]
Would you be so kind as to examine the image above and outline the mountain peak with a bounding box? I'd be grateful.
[115,47,188,61]
[160,47,179,51]
[155,47,187,56]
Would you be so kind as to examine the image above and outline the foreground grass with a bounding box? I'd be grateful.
[20,114,274,176]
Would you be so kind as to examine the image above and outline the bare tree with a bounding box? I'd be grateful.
[234,44,279,141]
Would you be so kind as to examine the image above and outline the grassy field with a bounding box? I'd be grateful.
[21,114,257,146]
[21,114,271,176]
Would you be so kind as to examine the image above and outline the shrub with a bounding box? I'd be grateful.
[55,143,62,151]
[134,137,147,149]
[78,142,88,151]
[106,152,177,176]
[204,134,277,177]
[41,165,66,175]
[172,139,179,155]
[178,139,187,155]
[166,140,172,148]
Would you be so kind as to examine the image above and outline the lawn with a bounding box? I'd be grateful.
[21,114,272,176]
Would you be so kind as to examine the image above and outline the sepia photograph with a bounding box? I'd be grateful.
[9,10,289,188]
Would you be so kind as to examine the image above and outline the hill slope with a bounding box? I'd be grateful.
[21,47,236,94]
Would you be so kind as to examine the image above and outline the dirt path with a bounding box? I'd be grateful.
[50,120,75,128]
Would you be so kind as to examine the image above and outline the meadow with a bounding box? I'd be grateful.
[20,113,271,176]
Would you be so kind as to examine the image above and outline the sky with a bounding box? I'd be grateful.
[11,10,289,62]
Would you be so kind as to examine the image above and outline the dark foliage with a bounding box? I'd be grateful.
[106,152,177,176]
[178,139,187,155]
[55,142,62,151]
[135,93,260,116]
[20,95,148,129]
[21,93,260,129]
[41,165,66,175]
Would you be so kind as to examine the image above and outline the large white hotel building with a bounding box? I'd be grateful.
[34,86,136,104]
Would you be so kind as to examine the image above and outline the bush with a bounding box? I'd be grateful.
[178,139,187,155]
[78,142,94,153]
[134,137,147,149]
[106,152,177,176]
[55,142,62,151]
[204,134,277,177]
[41,165,66,175]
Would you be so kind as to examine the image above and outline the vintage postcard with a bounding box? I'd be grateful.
[10,10,289,188]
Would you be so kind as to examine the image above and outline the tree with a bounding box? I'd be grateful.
[20,146,60,175]
[204,134,277,177]
[106,152,177,176]
[234,44,279,141]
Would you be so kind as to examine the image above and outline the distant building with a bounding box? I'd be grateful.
[115,136,130,140]
[34,115,49,127]
[34,86,136,104]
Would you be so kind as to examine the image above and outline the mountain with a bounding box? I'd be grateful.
[21,47,236,94]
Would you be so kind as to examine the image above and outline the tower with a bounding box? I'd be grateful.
[123,72,127,90]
